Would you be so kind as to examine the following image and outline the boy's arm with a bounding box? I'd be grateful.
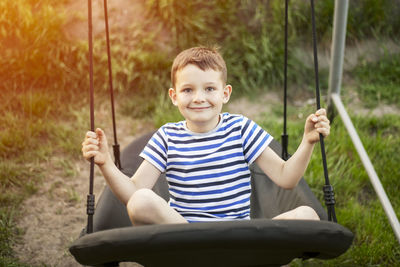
[99,158,161,204]
[255,109,330,189]
[83,128,161,204]
[255,139,315,189]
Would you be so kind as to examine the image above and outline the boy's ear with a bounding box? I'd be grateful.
[223,85,232,104]
[169,88,178,106]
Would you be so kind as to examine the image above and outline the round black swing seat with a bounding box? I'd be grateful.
[70,219,352,267]
[69,132,353,266]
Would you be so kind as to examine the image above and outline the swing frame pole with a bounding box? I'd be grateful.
[328,0,400,244]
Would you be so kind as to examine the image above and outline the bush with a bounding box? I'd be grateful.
[0,0,85,94]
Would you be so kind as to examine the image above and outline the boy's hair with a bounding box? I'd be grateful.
[171,46,227,88]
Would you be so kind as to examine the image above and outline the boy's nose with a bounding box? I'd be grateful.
[193,90,205,102]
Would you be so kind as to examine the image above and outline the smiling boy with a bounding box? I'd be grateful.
[169,63,231,133]
[82,46,330,224]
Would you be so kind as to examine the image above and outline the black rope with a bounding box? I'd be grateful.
[281,0,289,161]
[310,0,337,222]
[87,0,95,234]
[103,0,121,170]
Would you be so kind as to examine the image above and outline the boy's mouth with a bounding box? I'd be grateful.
[188,106,211,110]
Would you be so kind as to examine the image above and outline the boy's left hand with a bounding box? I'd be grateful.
[304,108,330,144]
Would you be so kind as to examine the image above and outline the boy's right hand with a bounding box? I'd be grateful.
[82,128,110,166]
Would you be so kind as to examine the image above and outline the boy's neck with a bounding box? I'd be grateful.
[185,114,222,133]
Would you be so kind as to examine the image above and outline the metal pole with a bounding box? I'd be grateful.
[331,94,400,243]
[328,0,400,243]
[328,0,349,104]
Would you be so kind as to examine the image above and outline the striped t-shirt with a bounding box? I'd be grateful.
[140,113,273,222]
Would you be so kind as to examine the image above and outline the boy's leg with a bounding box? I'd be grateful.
[272,206,320,220]
[126,188,188,225]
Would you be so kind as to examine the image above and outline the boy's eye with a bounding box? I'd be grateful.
[182,88,192,93]
[205,87,215,92]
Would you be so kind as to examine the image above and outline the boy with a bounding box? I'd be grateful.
[82,46,330,225]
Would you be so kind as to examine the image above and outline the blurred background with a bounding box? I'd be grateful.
[1,0,399,266]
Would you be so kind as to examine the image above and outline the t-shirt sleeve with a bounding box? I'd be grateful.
[139,127,168,172]
[240,116,273,164]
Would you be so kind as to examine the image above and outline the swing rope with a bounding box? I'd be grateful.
[103,0,122,170]
[281,0,289,161]
[282,0,337,222]
[86,0,123,234]
[310,0,337,222]
[86,0,95,234]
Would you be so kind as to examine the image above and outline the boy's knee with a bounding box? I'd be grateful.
[126,188,159,224]
[296,206,320,221]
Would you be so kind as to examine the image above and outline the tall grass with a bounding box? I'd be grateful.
[352,52,400,108]
[144,0,309,95]
[143,0,400,97]
[291,0,400,43]
[0,0,85,93]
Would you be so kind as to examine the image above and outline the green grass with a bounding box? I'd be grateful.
[353,52,400,108]
[256,103,400,266]
[153,92,183,128]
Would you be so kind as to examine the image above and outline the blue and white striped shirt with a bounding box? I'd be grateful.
[140,113,273,222]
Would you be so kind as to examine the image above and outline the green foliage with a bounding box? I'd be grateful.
[145,0,209,50]
[353,52,400,108]
[0,209,19,266]
[86,21,172,118]
[96,23,172,95]
[292,0,400,43]
[0,0,86,93]
[290,0,335,44]
[347,0,400,40]
[143,0,315,95]
[153,92,183,128]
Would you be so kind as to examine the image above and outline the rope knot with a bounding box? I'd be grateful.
[323,185,336,206]
[87,194,95,215]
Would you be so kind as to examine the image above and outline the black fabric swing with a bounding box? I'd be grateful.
[70,132,353,267]
[69,0,353,266]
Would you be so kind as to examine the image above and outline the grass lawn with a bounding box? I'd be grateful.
[256,105,400,266]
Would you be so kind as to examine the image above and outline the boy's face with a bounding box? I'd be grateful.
[169,64,232,133]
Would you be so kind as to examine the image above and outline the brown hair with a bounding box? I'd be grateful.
[171,46,227,88]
